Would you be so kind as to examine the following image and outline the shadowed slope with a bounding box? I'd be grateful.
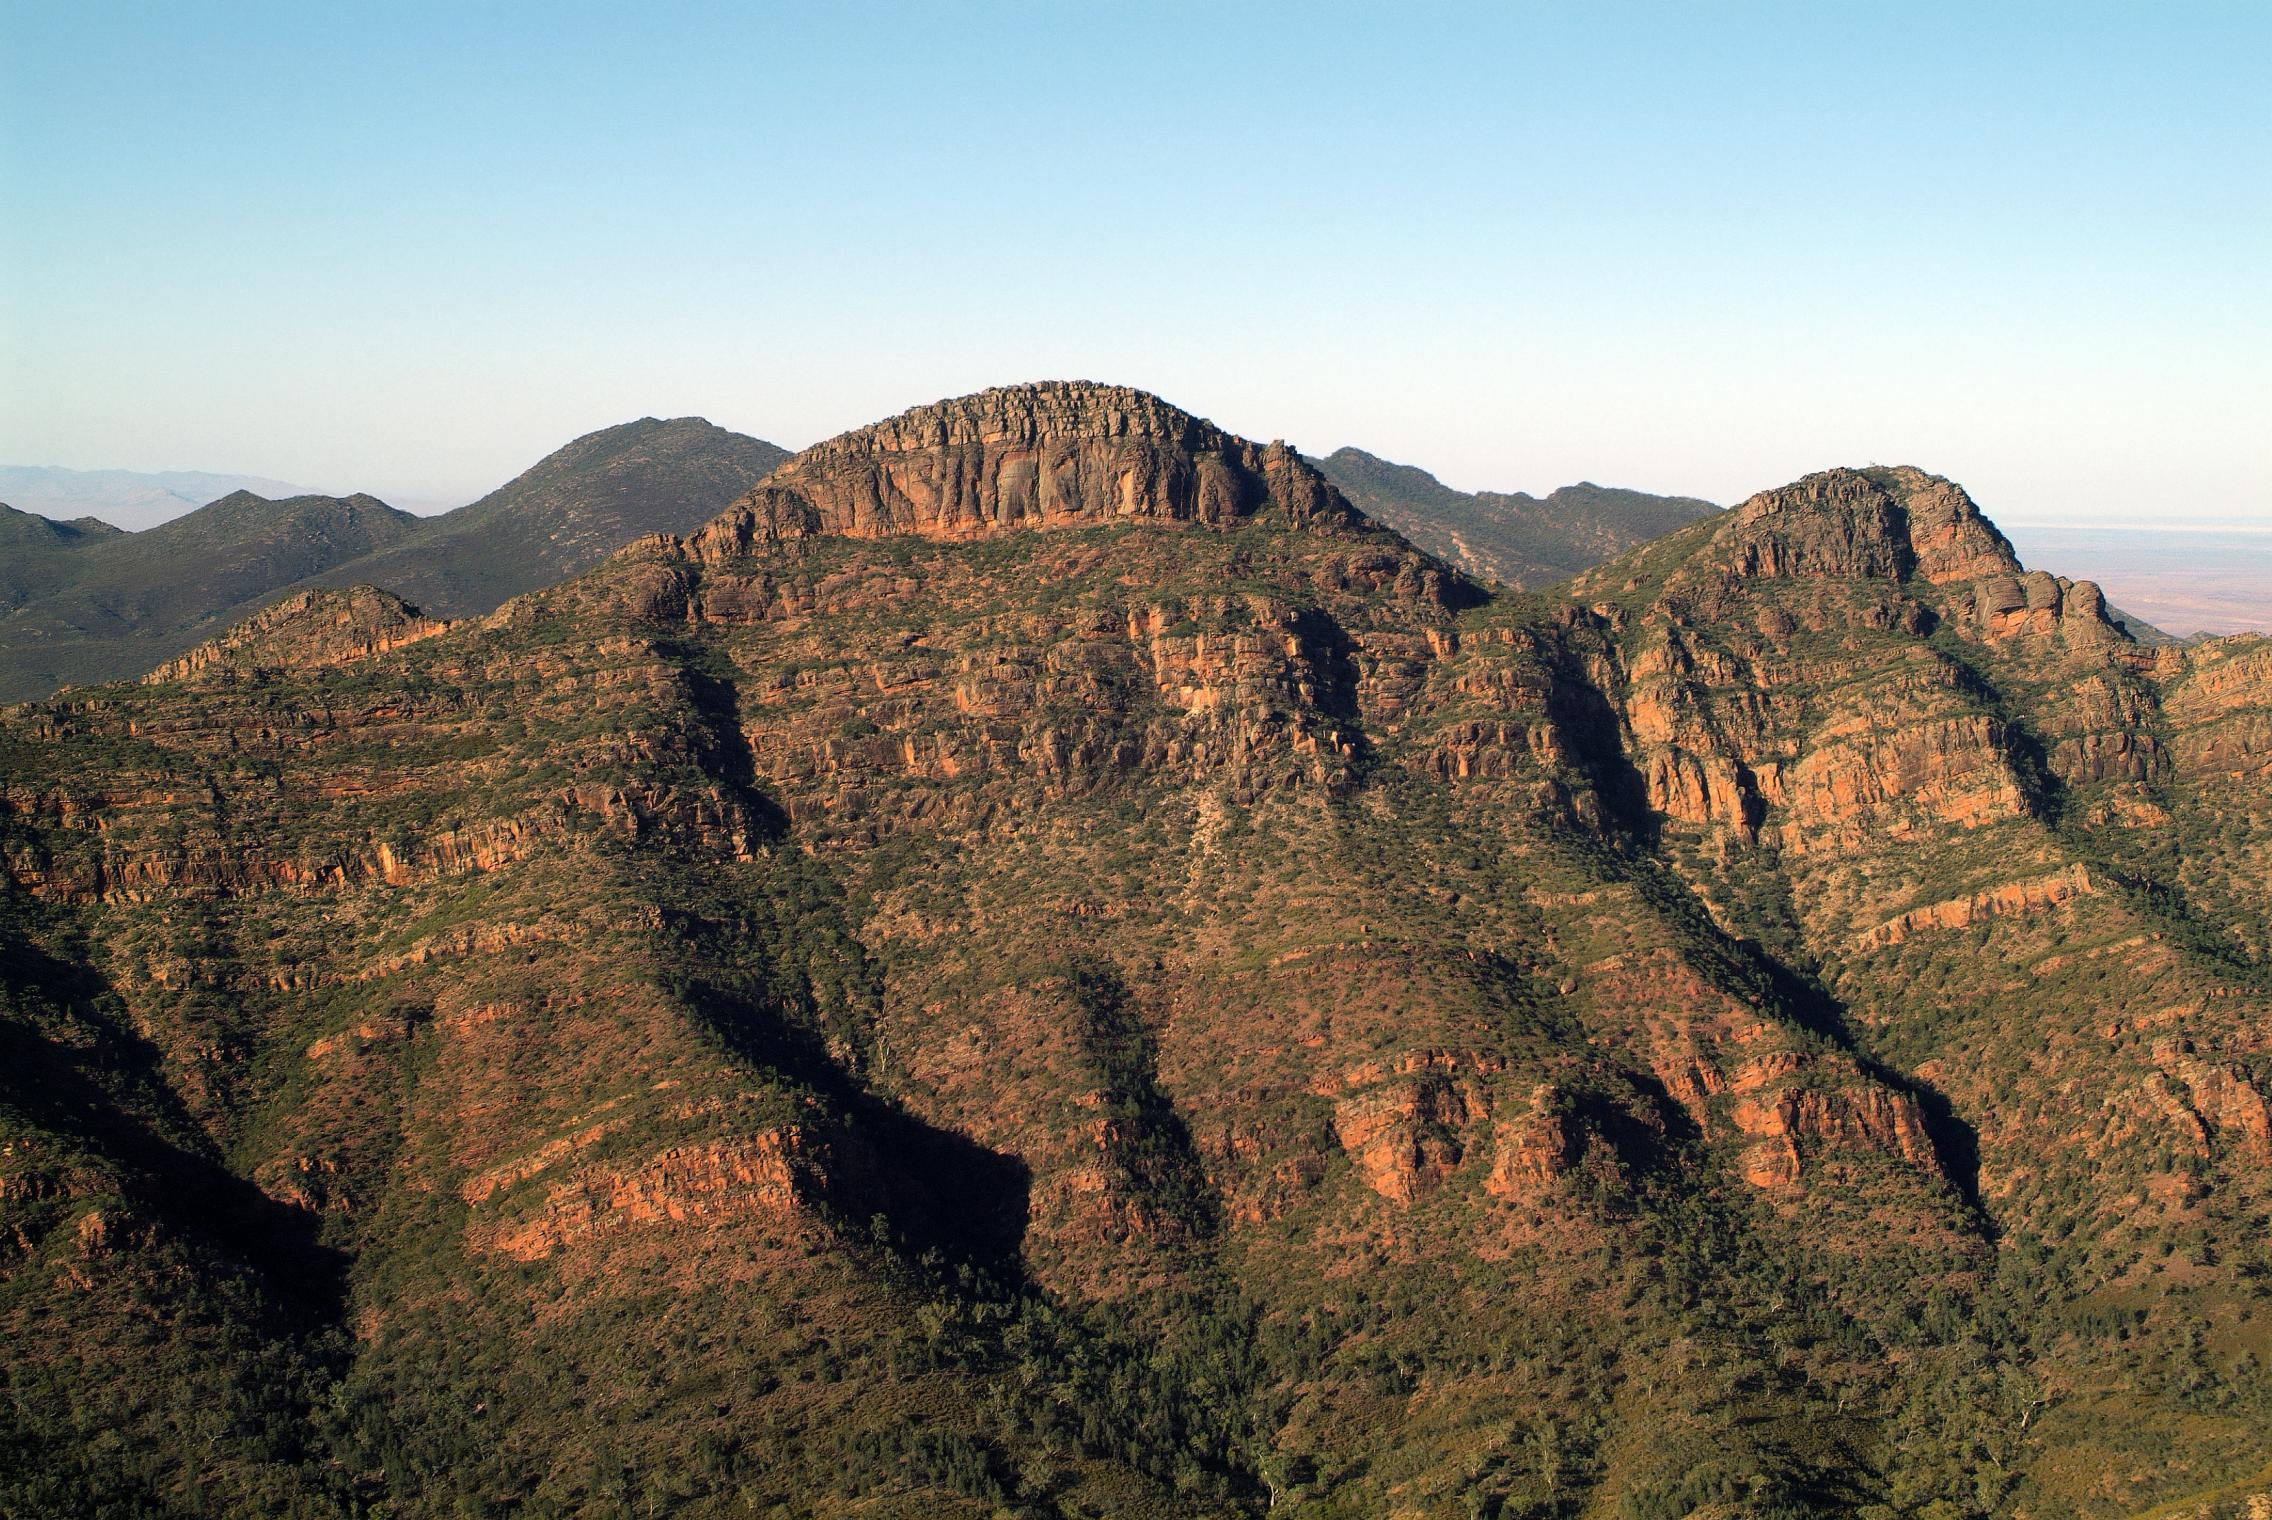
[1314,445,1719,588]
[3,401,2270,1517]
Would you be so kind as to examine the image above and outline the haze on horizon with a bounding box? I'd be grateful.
[2,1,2266,527]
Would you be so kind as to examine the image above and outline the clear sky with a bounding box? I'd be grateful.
[3,1,2266,524]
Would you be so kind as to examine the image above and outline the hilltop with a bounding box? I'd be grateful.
[0,465,313,532]
[0,417,786,700]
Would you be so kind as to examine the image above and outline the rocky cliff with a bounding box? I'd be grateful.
[3,384,2269,1519]
[689,382,1356,551]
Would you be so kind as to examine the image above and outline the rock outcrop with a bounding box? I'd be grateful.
[143,585,449,684]
[685,381,1360,553]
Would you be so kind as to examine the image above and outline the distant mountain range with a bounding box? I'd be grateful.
[0,465,315,532]
[1310,446,1721,588]
[0,418,789,700]
[0,424,1734,703]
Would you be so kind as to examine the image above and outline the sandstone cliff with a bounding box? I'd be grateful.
[685,382,1359,552]
[3,389,2268,1519]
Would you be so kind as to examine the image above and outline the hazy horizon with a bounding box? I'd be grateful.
[5,3,2266,525]
[10,422,2272,535]
[9,432,2267,637]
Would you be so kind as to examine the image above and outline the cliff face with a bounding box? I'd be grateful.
[3,386,2270,1519]
[691,382,1355,550]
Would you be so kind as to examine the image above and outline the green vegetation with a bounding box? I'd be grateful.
[3,411,2270,1516]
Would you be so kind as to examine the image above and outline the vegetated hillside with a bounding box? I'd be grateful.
[285,415,792,618]
[0,418,787,702]
[1313,444,1720,587]
[0,504,124,611]
[0,490,421,698]
[0,465,312,532]
[2,382,2270,1519]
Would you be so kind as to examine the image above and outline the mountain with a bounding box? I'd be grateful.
[282,415,792,618]
[0,504,124,611]
[0,417,788,701]
[0,490,422,697]
[3,382,2270,1518]
[0,465,313,532]
[1312,445,1721,587]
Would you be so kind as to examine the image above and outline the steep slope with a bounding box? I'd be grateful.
[0,465,311,532]
[1549,467,2272,1510]
[2,389,2269,1518]
[1314,445,1720,587]
[0,491,421,699]
[0,418,788,702]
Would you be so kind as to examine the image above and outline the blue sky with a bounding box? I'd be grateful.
[3,1,2265,523]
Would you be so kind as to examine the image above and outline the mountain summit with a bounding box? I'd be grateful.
[690,382,1358,551]
[293,415,791,616]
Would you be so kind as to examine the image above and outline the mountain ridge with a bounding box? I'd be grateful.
[0,417,788,701]
[0,489,426,697]
[3,382,2268,1518]
[0,464,314,532]
[280,414,791,617]
[689,382,1359,552]
[1312,444,1721,588]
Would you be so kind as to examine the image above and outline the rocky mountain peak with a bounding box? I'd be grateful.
[804,381,1221,457]
[1575,465,2127,653]
[1725,466,2022,585]
[684,381,1360,557]
[1865,465,2026,584]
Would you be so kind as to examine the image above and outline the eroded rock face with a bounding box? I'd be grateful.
[1485,1086,1586,1203]
[1710,466,2022,589]
[1853,863,2097,950]
[1728,1065,1940,1190]
[477,1129,825,1261]
[1323,1050,1505,1204]
[144,586,450,684]
[685,381,1358,552]
[2151,1039,2272,1165]
[7,397,2272,1516]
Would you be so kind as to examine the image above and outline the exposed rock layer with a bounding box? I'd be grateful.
[3,387,2269,1518]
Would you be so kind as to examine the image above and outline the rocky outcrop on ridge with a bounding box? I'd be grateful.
[685,381,1361,552]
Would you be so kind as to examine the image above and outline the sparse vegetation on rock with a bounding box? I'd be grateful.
[3,383,2269,1518]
